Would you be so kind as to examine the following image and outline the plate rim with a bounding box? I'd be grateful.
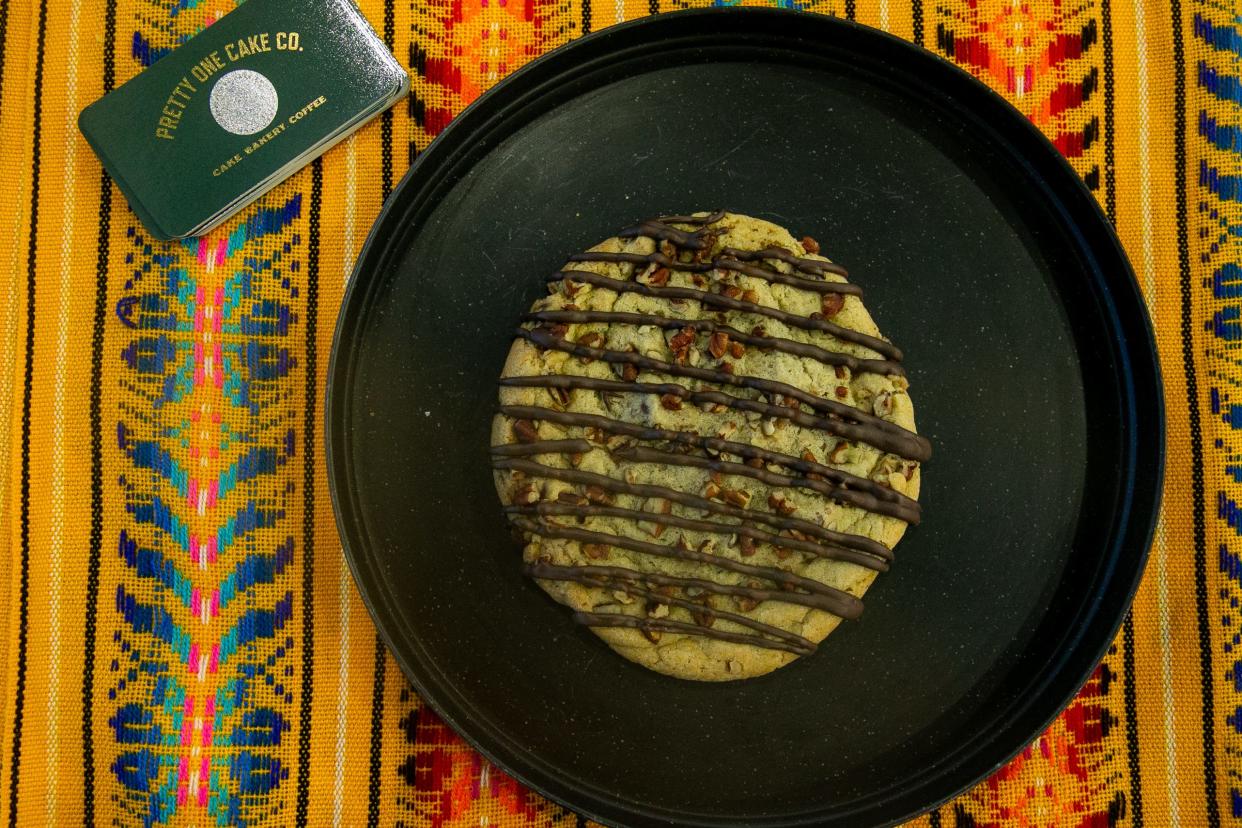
[325,8,1165,826]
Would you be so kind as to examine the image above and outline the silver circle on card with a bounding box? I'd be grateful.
[209,69,279,135]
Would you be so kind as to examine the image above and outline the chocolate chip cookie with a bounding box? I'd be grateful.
[491,211,929,681]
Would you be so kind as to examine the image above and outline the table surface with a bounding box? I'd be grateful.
[0,0,1231,825]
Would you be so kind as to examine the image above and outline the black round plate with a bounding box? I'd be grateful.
[326,9,1162,827]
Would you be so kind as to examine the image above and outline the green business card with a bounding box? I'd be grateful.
[79,0,408,239]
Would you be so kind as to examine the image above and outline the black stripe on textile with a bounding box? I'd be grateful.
[367,13,398,817]
[82,186,109,825]
[0,0,10,111]
[582,0,591,35]
[367,637,387,827]
[295,157,323,825]
[381,110,394,198]
[82,0,118,819]
[407,39,423,167]
[911,0,924,48]
[1122,613,1143,826]
[1171,0,1219,822]
[649,0,658,16]
[844,0,856,20]
[1100,0,1117,222]
[1097,3,1138,820]
[10,0,46,822]
[381,0,394,198]
[928,808,942,828]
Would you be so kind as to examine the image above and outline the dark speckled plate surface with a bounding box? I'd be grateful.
[326,10,1162,827]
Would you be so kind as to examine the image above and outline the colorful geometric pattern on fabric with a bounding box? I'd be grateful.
[0,0,1232,824]
[1196,1,1242,823]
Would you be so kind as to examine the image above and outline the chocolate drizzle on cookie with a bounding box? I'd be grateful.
[548,269,899,359]
[497,404,919,520]
[501,372,929,464]
[522,309,904,376]
[491,456,896,561]
[492,211,926,660]
[509,501,892,569]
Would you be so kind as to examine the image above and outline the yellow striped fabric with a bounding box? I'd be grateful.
[0,0,1233,824]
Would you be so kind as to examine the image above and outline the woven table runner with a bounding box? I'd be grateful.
[0,0,1230,824]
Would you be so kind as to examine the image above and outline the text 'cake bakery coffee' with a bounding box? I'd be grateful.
[491,212,929,681]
